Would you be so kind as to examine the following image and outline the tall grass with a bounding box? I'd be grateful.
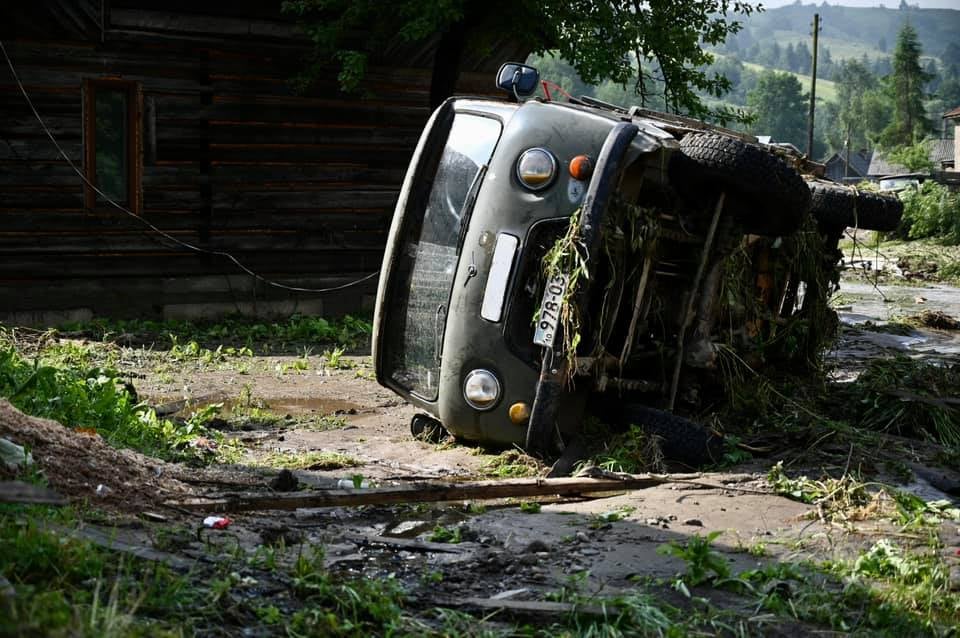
[0,334,220,462]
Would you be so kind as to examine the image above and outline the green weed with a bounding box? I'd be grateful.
[592,424,664,473]
[0,337,223,462]
[587,505,636,529]
[658,531,730,594]
[322,346,352,370]
[168,337,252,365]
[843,355,960,447]
[427,525,462,544]
[60,313,373,353]
[288,547,413,637]
[0,508,200,636]
[259,450,361,471]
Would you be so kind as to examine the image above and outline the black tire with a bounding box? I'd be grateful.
[809,180,903,232]
[670,133,811,237]
[410,413,446,443]
[854,189,903,232]
[614,403,723,467]
[808,180,855,229]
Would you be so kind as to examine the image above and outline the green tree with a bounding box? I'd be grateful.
[887,141,934,172]
[282,0,761,119]
[747,70,808,149]
[829,59,889,153]
[942,43,960,70]
[880,23,932,146]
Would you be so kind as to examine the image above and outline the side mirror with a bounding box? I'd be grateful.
[496,62,540,99]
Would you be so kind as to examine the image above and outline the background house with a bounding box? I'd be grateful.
[0,1,521,324]
[866,138,954,181]
[823,150,872,184]
[945,106,960,184]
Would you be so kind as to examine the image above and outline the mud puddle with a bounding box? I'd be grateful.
[833,279,960,367]
[158,395,361,418]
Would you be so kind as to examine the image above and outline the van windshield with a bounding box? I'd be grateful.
[387,113,502,399]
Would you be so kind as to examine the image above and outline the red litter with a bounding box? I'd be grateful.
[203,516,233,529]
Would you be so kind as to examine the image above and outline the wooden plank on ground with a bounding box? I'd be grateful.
[455,598,608,621]
[340,532,470,555]
[0,481,66,505]
[47,524,195,570]
[166,476,672,512]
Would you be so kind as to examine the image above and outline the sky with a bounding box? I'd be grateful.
[759,0,960,7]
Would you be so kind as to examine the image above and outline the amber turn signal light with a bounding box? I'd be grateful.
[569,155,593,181]
[508,402,531,425]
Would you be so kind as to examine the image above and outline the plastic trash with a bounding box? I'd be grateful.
[337,476,369,489]
[203,515,233,529]
[95,484,113,497]
[0,438,33,472]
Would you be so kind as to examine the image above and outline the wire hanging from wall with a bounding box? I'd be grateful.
[0,39,381,295]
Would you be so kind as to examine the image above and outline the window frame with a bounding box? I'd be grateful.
[82,78,142,213]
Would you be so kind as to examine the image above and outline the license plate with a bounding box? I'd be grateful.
[533,272,569,347]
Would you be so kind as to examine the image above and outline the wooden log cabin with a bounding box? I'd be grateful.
[0,0,524,324]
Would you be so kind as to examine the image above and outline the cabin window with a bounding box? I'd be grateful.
[83,79,141,212]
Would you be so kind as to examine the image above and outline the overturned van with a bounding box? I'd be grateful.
[372,63,901,464]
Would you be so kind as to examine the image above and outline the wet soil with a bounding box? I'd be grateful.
[831,279,960,376]
[7,276,960,633]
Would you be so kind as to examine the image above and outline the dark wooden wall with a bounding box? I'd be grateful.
[0,1,513,324]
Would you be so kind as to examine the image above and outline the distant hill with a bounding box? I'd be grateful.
[728,3,960,64]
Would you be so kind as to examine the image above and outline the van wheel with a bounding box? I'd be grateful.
[410,414,446,443]
[809,180,903,232]
[670,133,810,237]
[614,403,723,467]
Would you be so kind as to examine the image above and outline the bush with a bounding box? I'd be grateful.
[897,181,960,244]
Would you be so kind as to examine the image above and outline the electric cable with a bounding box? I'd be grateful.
[0,39,380,294]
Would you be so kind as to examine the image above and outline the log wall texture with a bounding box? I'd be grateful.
[0,1,511,324]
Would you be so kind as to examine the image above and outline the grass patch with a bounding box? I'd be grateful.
[842,355,960,448]
[0,331,226,463]
[427,525,462,544]
[656,528,959,636]
[0,506,204,636]
[259,450,361,471]
[59,314,373,353]
[839,237,960,285]
[479,449,543,478]
[591,424,664,474]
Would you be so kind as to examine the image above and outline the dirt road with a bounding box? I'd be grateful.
[101,278,957,633]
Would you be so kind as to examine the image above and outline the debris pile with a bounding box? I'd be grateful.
[0,399,194,509]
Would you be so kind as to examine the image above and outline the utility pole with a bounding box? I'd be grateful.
[807,13,820,158]
[844,120,851,182]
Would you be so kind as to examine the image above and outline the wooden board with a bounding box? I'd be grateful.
[167,476,670,512]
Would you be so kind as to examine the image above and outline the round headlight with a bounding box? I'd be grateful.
[516,148,557,190]
[463,369,501,410]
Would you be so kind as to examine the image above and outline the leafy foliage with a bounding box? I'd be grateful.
[898,181,960,245]
[746,70,808,147]
[658,531,730,592]
[827,58,889,152]
[848,355,960,447]
[0,510,199,636]
[879,23,933,147]
[592,424,663,474]
[886,141,935,173]
[0,337,220,462]
[283,0,761,121]
[63,313,372,353]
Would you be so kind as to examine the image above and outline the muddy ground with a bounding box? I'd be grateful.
[5,271,960,635]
